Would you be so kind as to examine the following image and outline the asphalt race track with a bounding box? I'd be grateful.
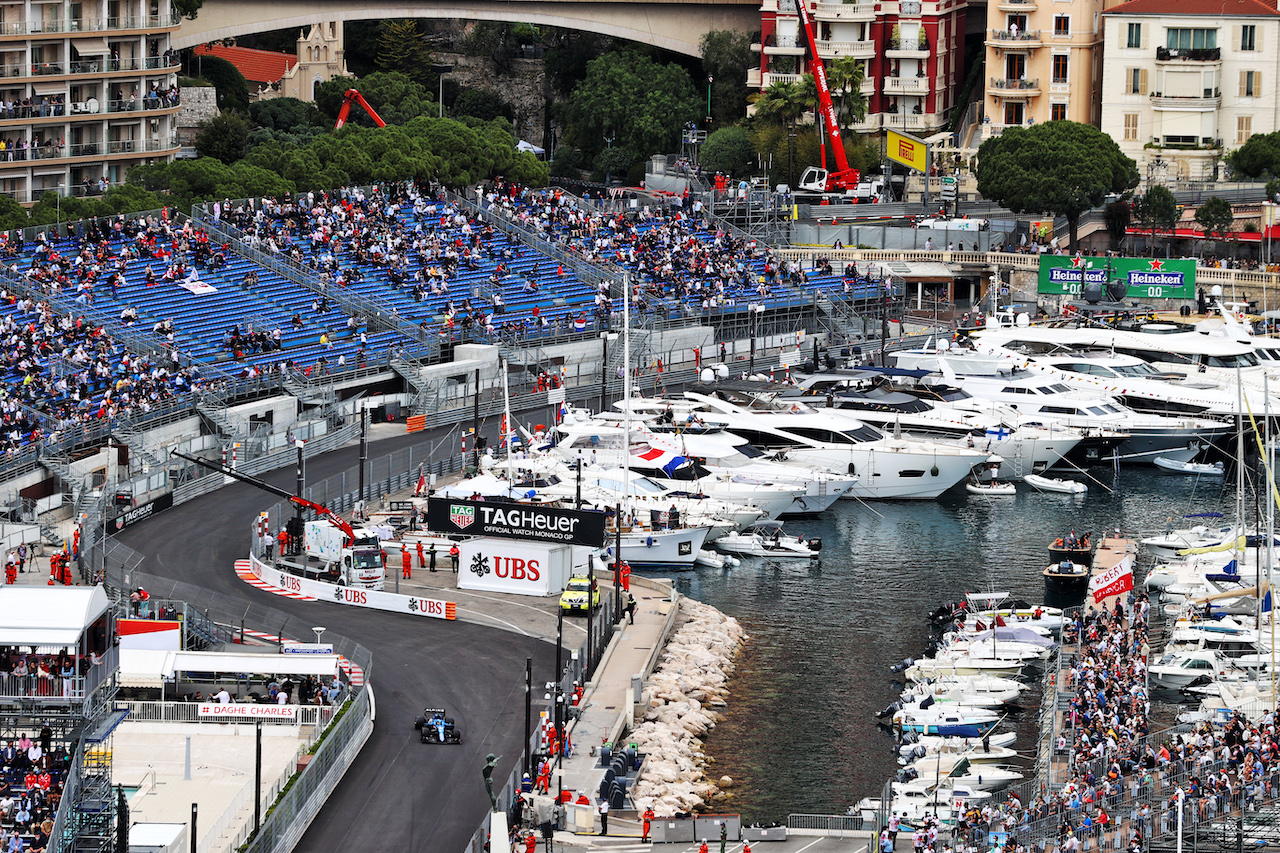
[115,428,557,853]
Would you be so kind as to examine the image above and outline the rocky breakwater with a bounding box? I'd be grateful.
[630,598,746,816]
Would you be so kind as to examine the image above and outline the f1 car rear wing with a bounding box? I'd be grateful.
[422,707,447,716]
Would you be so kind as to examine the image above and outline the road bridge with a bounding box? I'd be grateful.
[172,0,758,58]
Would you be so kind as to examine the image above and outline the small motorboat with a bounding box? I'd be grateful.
[1154,457,1226,476]
[1042,561,1090,597]
[895,731,1017,759]
[904,655,1027,681]
[966,481,1016,496]
[1048,534,1092,568]
[1024,474,1086,494]
[713,520,821,559]
[892,705,1001,738]
[694,549,740,569]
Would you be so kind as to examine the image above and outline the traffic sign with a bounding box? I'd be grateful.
[941,176,957,201]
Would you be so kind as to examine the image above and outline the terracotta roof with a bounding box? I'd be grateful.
[1103,0,1280,16]
[192,44,297,84]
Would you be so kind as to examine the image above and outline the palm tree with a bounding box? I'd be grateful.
[751,79,807,131]
[751,78,809,186]
[827,56,868,132]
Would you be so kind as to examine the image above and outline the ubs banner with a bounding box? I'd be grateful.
[1038,256,1195,300]
[426,498,607,547]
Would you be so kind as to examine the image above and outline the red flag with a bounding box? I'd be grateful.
[1089,562,1134,603]
[995,614,1007,627]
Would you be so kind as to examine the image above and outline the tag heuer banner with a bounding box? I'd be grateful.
[426,498,607,547]
[1038,256,1195,300]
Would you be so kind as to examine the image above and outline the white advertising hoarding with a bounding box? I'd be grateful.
[456,539,574,597]
[247,554,456,620]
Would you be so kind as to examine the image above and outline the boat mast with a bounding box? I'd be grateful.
[623,272,632,525]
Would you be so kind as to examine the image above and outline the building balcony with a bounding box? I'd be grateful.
[882,112,942,130]
[997,0,1036,9]
[0,134,177,164]
[749,70,802,88]
[814,0,877,18]
[989,77,1040,96]
[815,38,875,59]
[988,28,1042,47]
[763,42,805,55]
[1150,91,1221,109]
[849,114,882,131]
[884,75,930,94]
[0,95,180,127]
[860,77,875,95]
[0,56,179,83]
[1155,46,1221,63]
[885,39,929,58]
[0,13,180,38]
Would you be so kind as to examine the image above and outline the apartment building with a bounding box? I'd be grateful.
[0,0,180,202]
[1099,0,1280,183]
[981,0,1105,138]
[751,0,968,134]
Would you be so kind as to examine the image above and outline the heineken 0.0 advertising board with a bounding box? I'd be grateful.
[1038,256,1195,300]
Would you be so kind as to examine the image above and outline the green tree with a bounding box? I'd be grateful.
[0,195,26,230]
[560,49,700,167]
[343,21,382,76]
[699,30,752,126]
[195,112,250,164]
[550,144,583,178]
[827,57,868,132]
[543,30,610,98]
[1103,199,1132,251]
[1195,195,1235,256]
[1134,185,1179,256]
[751,79,807,131]
[975,121,1138,250]
[171,0,202,20]
[376,19,431,84]
[453,89,514,123]
[700,126,753,177]
[314,72,434,127]
[593,148,632,183]
[1226,131,1280,179]
[463,22,524,74]
[192,53,249,112]
[249,97,325,132]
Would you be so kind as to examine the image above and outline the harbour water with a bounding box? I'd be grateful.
[678,468,1236,822]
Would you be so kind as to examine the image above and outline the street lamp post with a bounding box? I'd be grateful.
[431,64,454,118]
[706,75,713,125]
[603,132,615,184]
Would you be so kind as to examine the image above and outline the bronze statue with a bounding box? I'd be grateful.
[482,753,502,811]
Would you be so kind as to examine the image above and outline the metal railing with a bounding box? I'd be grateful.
[0,12,180,35]
[0,644,118,702]
[788,814,865,836]
[116,700,336,727]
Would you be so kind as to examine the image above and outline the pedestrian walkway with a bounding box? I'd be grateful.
[555,574,678,818]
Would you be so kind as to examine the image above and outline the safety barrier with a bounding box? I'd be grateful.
[787,813,866,837]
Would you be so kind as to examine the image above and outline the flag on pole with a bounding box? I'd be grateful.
[414,466,426,496]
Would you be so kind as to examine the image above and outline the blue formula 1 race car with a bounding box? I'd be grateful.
[413,707,463,744]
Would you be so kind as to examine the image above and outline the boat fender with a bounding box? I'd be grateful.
[931,465,939,477]
[646,536,654,547]
[808,537,823,552]
[848,463,857,475]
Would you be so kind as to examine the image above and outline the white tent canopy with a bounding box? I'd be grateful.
[0,587,110,646]
[517,139,545,156]
[118,648,340,689]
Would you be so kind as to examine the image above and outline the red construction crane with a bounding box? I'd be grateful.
[792,0,861,195]
[334,88,387,131]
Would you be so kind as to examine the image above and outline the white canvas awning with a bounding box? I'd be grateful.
[72,37,108,55]
[0,587,109,646]
[517,140,546,156]
[30,81,64,96]
[118,648,340,684]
